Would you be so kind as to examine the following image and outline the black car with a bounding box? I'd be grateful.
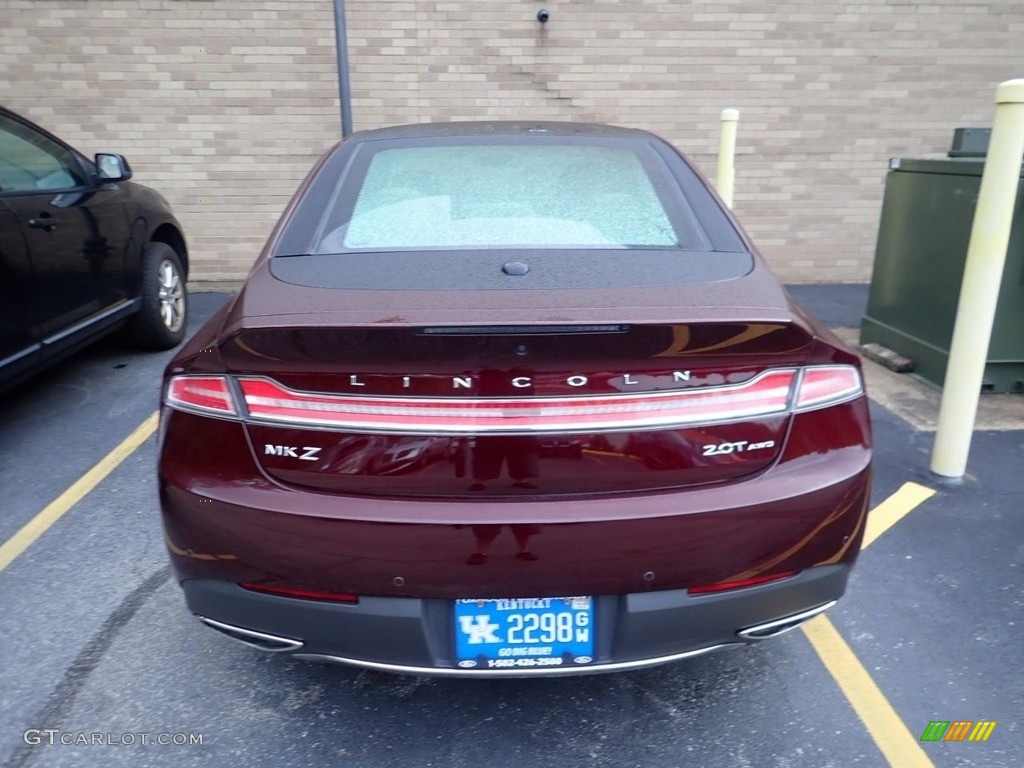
[0,106,189,392]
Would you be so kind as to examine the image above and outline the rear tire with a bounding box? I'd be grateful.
[127,242,188,350]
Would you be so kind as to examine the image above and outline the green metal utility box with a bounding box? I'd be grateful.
[861,152,1024,393]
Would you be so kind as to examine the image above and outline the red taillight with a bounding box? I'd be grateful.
[166,375,237,416]
[688,571,797,595]
[241,582,359,604]
[795,365,863,411]
[238,369,798,434]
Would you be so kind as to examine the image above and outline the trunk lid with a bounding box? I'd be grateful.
[221,318,813,497]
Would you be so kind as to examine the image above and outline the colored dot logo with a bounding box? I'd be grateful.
[921,720,997,742]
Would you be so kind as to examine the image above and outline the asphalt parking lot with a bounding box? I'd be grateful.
[1,286,1020,768]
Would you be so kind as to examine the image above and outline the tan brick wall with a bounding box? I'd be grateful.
[2,0,1021,283]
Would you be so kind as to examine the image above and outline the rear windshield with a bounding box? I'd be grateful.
[308,142,710,253]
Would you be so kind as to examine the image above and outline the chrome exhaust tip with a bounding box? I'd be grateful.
[198,616,304,652]
[737,600,837,640]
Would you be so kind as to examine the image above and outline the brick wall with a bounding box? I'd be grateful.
[2,0,1021,284]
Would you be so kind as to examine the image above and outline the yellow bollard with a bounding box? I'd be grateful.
[716,109,739,208]
[931,79,1024,479]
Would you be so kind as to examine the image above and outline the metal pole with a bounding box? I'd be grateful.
[930,79,1024,479]
[716,108,739,208]
[332,0,354,137]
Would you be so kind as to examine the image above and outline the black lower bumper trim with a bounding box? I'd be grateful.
[182,564,850,675]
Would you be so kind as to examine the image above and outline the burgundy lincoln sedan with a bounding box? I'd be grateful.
[158,122,871,676]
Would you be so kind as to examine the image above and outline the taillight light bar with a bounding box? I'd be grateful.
[237,370,798,434]
[165,375,238,417]
[165,365,864,433]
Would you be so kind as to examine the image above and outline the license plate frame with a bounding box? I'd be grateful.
[454,596,594,670]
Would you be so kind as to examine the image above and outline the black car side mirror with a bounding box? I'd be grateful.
[95,153,133,183]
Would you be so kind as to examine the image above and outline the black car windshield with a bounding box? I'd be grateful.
[307,141,711,253]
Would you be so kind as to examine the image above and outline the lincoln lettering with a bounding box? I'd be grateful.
[343,371,693,390]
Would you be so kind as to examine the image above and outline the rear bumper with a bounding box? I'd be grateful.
[183,564,848,676]
[160,405,871,600]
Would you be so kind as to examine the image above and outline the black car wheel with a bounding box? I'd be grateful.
[128,242,188,349]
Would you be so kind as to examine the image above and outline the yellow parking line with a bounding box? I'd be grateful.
[803,615,934,767]
[0,411,158,574]
[861,482,936,550]
[801,481,938,768]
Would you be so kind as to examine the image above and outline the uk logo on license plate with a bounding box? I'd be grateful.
[454,596,594,670]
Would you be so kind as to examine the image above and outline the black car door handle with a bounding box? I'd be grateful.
[28,216,59,231]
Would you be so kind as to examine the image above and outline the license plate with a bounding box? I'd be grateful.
[454,596,594,670]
